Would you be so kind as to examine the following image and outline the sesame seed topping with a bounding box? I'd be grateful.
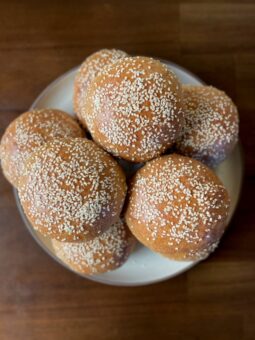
[74,49,128,118]
[18,138,127,241]
[0,109,83,187]
[125,154,230,260]
[81,56,183,162]
[52,219,135,274]
[176,85,239,167]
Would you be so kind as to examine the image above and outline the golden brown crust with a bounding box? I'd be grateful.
[125,154,230,261]
[81,56,183,162]
[0,109,84,188]
[176,85,239,167]
[74,49,128,124]
[18,138,127,242]
[52,219,136,274]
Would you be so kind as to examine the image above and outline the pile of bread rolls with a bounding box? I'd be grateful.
[0,49,239,275]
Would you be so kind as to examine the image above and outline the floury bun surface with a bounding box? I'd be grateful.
[74,48,128,124]
[176,85,239,167]
[80,56,183,162]
[18,138,127,242]
[0,109,84,188]
[125,154,230,261]
[52,219,136,275]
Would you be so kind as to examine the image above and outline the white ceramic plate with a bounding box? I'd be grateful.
[14,60,243,286]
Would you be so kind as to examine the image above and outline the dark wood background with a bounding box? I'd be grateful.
[0,1,254,339]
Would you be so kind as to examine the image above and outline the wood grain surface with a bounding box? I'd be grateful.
[0,1,255,339]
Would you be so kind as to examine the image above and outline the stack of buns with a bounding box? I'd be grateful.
[0,48,239,275]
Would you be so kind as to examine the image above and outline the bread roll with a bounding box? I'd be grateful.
[125,154,230,261]
[0,109,84,187]
[74,48,128,123]
[52,219,136,274]
[81,56,183,162]
[18,138,127,242]
[176,85,239,167]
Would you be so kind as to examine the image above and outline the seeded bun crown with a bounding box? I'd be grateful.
[0,109,84,187]
[74,48,128,123]
[52,219,136,274]
[125,154,230,261]
[18,138,127,242]
[176,85,239,167]
[81,56,183,162]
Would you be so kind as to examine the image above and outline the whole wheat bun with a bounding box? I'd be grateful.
[125,154,230,261]
[18,138,127,242]
[52,219,136,274]
[74,49,128,124]
[80,56,183,162]
[176,85,239,167]
[0,109,84,188]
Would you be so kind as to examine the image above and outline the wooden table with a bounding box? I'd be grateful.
[0,1,254,339]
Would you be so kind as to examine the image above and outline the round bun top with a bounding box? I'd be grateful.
[82,56,183,162]
[0,109,83,187]
[74,48,128,118]
[125,154,230,261]
[176,85,239,167]
[52,219,135,274]
[18,138,127,242]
